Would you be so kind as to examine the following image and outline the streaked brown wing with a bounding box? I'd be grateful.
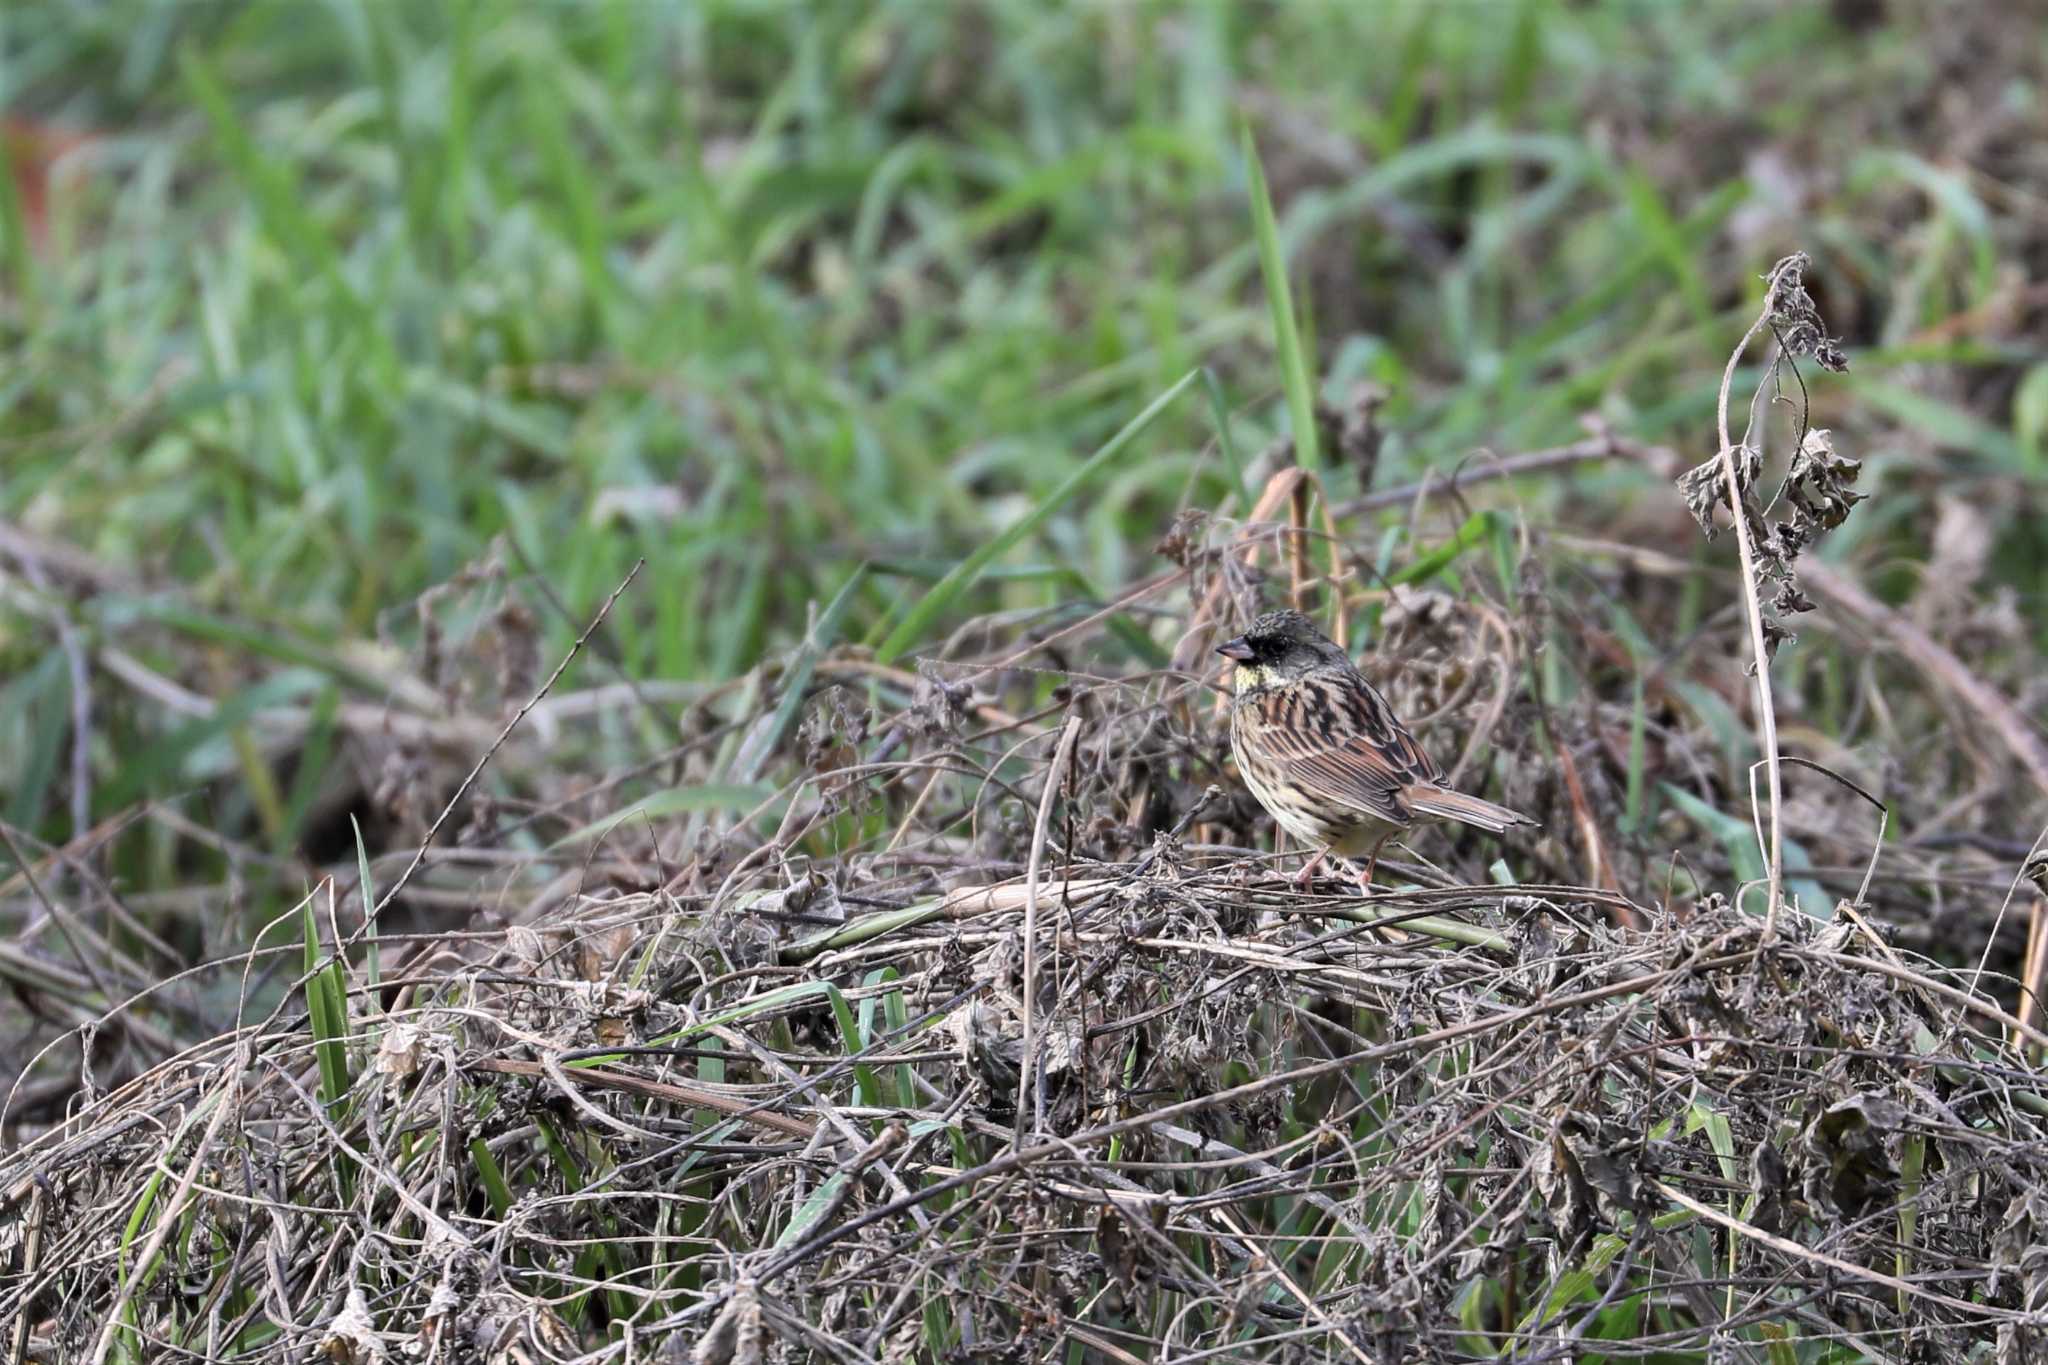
[1239,671,1442,825]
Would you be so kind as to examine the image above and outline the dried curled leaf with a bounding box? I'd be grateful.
[1748,1138,1791,1234]
[1764,251,1849,374]
[1990,1188,2048,1299]
[1778,428,1863,553]
[907,662,972,739]
[1153,507,1209,567]
[1677,442,1763,542]
[1801,1091,1904,1218]
[318,1287,385,1364]
[373,1022,427,1078]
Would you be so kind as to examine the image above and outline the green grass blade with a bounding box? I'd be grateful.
[1897,1132,1925,1314]
[111,1098,223,1360]
[177,44,387,374]
[775,1172,851,1250]
[1516,1230,1631,1336]
[353,815,379,992]
[1240,122,1320,471]
[594,980,844,1060]
[549,783,776,847]
[535,1119,601,1330]
[299,894,356,1202]
[2,652,70,832]
[882,973,915,1109]
[228,727,287,845]
[519,53,614,316]
[1660,783,1829,915]
[1619,168,1712,326]
[300,898,352,1113]
[729,563,868,784]
[1199,365,1251,508]
[2014,362,2048,475]
[856,966,917,1109]
[469,1137,514,1220]
[782,899,949,964]
[1624,675,1649,836]
[1388,511,1498,587]
[825,981,882,1109]
[875,368,1200,663]
[1052,568,1170,669]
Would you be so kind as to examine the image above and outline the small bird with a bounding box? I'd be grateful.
[1218,608,1536,890]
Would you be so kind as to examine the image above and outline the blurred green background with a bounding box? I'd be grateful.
[3,0,2044,870]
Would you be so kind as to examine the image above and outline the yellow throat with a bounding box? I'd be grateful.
[1232,662,1279,693]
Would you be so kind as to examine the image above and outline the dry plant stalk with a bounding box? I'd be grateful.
[1013,711,1084,1144]
[2023,852,2048,1048]
[1683,252,1853,929]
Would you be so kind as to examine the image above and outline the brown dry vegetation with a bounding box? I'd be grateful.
[8,358,2048,1357]
[7,3,2048,1363]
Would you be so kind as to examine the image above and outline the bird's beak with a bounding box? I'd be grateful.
[1216,636,1256,663]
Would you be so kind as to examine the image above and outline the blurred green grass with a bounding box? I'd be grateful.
[3,0,2043,854]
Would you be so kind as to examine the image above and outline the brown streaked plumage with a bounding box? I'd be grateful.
[1219,609,1535,888]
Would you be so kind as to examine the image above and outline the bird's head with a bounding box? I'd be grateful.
[1216,609,1351,691]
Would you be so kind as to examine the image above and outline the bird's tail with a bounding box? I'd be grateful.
[1401,785,1538,834]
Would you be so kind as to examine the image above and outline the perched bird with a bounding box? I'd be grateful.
[1219,608,1536,889]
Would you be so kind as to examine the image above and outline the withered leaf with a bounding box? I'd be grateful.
[1676,443,1763,541]
[374,1023,428,1078]
[1748,1139,1791,1234]
[1771,580,1816,618]
[1764,252,1849,374]
[1802,1091,1904,1218]
[1781,428,1863,539]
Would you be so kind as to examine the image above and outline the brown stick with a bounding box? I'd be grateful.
[1314,487,1351,650]
[1332,428,1674,518]
[2019,852,2048,1052]
[471,1057,817,1139]
[2018,899,2047,1052]
[1287,476,1313,613]
[365,560,643,928]
[1800,559,2048,800]
[1015,713,1085,1146]
[1553,742,1623,909]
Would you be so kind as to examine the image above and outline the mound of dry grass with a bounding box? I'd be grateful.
[9,848,2048,1360]
[8,435,2048,1360]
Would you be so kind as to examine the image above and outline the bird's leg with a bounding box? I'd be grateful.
[1293,848,1330,890]
[1352,832,1395,897]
